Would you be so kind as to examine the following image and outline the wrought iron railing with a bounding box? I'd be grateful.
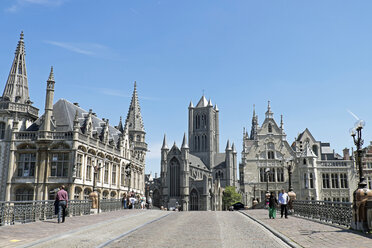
[292,200,352,227]
[0,199,120,226]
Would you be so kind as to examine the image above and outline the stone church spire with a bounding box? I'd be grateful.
[2,31,32,105]
[250,104,258,140]
[125,81,145,132]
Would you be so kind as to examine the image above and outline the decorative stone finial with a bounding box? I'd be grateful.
[20,31,24,40]
[48,66,54,81]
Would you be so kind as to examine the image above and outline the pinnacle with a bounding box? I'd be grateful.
[20,31,24,40]
[48,66,55,81]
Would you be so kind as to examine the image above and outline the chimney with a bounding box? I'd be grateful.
[343,148,350,160]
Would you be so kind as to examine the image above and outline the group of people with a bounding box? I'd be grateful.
[267,189,290,219]
[122,192,152,210]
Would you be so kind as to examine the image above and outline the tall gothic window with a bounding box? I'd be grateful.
[104,162,109,184]
[17,153,36,177]
[194,136,198,151]
[170,158,180,197]
[304,173,308,188]
[260,168,265,182]
[331,173,339,188]
[50,153,69,177]
[121,166,125,186]
[277,168,284,182]
[76,154,82,178]
[268,123,272,133]
[112,164,117,185]
[322,173,330,188]
[309,173,314,188]
[86,157,92,180]
[269,168,275,182]
[190,189,199,211]
[340,173,348,188]
[0,122,5,139]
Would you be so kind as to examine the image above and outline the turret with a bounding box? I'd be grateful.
[181,132,189,160]
[42,66,55,132]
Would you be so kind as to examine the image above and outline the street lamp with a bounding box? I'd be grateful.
[286,158,294,192]
[350,120,367,189]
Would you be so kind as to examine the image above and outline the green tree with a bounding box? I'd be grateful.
[222,186,242,210]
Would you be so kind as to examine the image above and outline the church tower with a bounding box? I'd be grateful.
[124,81,147,192]
[0,32,39,201]
[188,95,219,168]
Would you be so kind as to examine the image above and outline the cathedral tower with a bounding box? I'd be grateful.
[188,95,219,168]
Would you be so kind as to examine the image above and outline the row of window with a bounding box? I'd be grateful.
[259,168,285,182]
[17,153,136,188]
[195,114,207,130]
[194,135,208,151]
[322,173,348,189]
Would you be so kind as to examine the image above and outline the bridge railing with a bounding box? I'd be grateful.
[292,200,352,227]
[0,199,121,226]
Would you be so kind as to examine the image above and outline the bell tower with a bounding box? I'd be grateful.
[188,95,219,168]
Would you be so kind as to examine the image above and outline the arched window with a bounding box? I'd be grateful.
[110,191,116,199]
[268,123,272,133]
[303,158,307,165]
[102,191,108,199]
[112,164,117,185]
[136,135,141,141]
[190,189,199,211]
[0,122,5,139]
[169,158,180,197]
[194,136,198,151]
[74,187,82,199]
[83,188,91,199]
[16,188,33,201]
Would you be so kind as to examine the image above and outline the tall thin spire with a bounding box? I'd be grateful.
[117,116,124,133]
[162,134,168,150]
[182,132,189,149]
[125,81,145,132]
[280,114,283,130]
[2,31,31,104]
[250,104,258,140]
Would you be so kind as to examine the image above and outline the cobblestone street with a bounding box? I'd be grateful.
[1,209,371,248]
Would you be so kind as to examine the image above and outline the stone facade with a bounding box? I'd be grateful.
[0,33,147,201]
[158,96,236,211]
[240,102,357,207]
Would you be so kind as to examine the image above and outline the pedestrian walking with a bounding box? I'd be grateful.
[268,192,278,219]
[122,193,127,209]
[55,185,68,223]
[147,196,152,209]
[278,189,289,218]
[141,195,146,209]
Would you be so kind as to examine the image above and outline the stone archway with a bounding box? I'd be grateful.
[190,189,199,211]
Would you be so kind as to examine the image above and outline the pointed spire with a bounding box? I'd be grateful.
[280,114,283,129]
[207,98,213,107]
[2,31,31,104]
[125,81,145,132]
[182,133,189,149]
[117,116,124,133]
[48,66,54,82]
[161,134,168,150]
[232,142,237,153]
[189,101,194,108]
[214,104,219,111]
[253,104,256,118]
[225,140,232,151]
[196,95,208,107]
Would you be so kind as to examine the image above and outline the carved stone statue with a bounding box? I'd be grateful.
[89,191,99,209]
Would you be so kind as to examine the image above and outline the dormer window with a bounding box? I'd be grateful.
[267,151,275,160]
[268,123,272,133]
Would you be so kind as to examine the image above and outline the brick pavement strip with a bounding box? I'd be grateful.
[242,209,372,248]
[0,209,149,248]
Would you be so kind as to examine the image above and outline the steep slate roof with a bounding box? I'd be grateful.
[28,99,122,143]
[196,95,208,108]
[125,82,145,132]
[189,154,209,171]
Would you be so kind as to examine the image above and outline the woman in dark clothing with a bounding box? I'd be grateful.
[268,192,278,219]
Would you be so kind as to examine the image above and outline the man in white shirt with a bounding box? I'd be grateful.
[278,189,289,218]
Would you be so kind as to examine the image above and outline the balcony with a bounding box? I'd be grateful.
[133,141,147,151]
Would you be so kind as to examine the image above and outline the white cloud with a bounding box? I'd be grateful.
[44,40,96,55]
[5,0,66,12]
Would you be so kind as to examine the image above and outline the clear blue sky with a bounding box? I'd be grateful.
[1,0,372,176]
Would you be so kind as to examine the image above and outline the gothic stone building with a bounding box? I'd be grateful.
[159,96,237,211]
[0,32,147,201]
[240,102,357,207]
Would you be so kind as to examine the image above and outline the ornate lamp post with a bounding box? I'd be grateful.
[350,120,372,231]
[285,158,296,211]
[350,120,367,189]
